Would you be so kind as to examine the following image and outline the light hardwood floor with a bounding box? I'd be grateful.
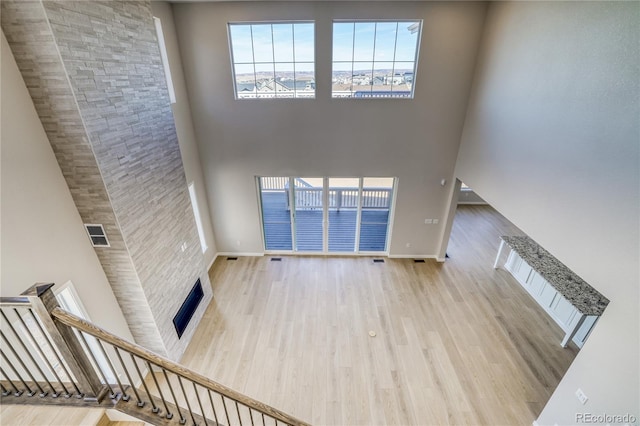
[0,405,105,425]
[180,205,578,425]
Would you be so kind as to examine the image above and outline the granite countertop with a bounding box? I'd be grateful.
[501,236,609,316]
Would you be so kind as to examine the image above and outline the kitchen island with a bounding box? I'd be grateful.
[494,236,609,347]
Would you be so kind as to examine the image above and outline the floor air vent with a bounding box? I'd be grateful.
[271,257,282,262]
[227,257,238,261]
[414,259,426,263]
[373,259,385,263]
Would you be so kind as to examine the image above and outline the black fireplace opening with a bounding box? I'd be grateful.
[173,278,204,339]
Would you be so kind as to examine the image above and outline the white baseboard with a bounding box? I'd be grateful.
[214,252,445,260]
[388,254,438,259]
[264,251,390,257]
[217,252,265,257]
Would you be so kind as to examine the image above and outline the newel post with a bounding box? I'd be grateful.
[22,283,107,403]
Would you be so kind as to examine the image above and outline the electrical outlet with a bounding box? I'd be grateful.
[180,242,187,252]
[424,219,433,224]
[575,388,588,405]
[433,219,439,224]
[406,243,411,248]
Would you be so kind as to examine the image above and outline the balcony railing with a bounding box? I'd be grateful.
[293,187,392,211]
[260,178,392,211]
[260,177,311,191]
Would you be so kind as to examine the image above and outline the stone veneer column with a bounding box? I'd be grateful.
[1,0,212,361]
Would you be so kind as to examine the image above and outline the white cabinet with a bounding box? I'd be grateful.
[550,294,578,327]
[538,282,558,308]
[528,273,547,298]
[504,251,520,273]
[505,251,533,285]
[501,250,596,348]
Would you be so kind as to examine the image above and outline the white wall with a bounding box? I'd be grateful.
[0,31,133,340]
[151,2,218,268]
[172,1,487,256]
[458,188,486,205]
[455,2,639,423]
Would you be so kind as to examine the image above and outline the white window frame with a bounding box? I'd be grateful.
[228,21,316,100]
[257,176,396,255]
[331,20,422,99]
[154,16,176,104]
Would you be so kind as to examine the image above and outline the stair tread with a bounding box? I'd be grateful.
[0,405,105,426]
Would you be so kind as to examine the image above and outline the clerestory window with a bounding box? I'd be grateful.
[332,20,422,99]
[228,22,315,99]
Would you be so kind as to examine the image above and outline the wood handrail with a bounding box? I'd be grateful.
[51,307,310,426]
[0,296,31,306]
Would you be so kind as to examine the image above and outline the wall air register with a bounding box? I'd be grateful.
[173,278,204,338]
[84,224,110,247]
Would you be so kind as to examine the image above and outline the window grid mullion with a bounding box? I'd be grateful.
[249,25,258,97]
[270,24,276,98]
[350,22,355,96]
[292,23,297,98]
[370,22,377,94]
[391,22,399,93]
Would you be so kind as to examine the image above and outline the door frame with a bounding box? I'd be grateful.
[258,176,397,256]
[54,281,115,383]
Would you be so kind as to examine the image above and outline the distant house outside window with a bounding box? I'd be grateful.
[228,22,315,99]
[332,20,422,99]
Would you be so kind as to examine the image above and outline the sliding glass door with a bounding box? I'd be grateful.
[294,177,324,252]
[359,178,394,251]
[259,177,292,250]
[328,178,359,252]
[259,176,395,253]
